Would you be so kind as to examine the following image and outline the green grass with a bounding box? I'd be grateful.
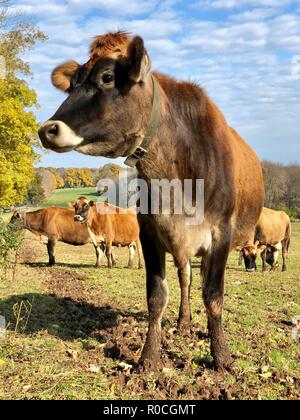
[0,223,299,400]
[41,188,100,208]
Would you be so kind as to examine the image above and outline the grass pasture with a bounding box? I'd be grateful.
[41,188,100,208]
[0,217,299,400]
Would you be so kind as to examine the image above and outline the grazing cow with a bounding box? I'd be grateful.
[38,31,264,372]
[241,207,291,272]
[10,208,104,267]
[73,197,143,269]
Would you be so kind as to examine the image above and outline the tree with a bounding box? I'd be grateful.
[37,169,57,198]
[46,168,65,189]
[26,172,44,205]
[65,168,94,188]
[79,169,94,187]
[0,1,47,206]
[98,164,122,181]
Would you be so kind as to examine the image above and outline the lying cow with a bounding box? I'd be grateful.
[73,197,143,269]
[240,207,291,272]
[10,208,105,267]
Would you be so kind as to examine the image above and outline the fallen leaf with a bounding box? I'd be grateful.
[118,362,133,371]
[88,364,100,374]
[66,349,79,360]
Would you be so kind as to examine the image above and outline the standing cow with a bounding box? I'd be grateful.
[10,208,104,267]
[38,31,264,372]
[240,207,291,272]
[73,197,143,269]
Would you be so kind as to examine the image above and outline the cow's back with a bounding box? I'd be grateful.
[256,207,290,244]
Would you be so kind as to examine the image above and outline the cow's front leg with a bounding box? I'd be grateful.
[202,238,233,372]
[47,238,56,267]
[261,248,268,272]
[139,222,167,371]
[177,260,192,333]
[127,244,135,268]
[94,243,105,268]
[105,242,114,268]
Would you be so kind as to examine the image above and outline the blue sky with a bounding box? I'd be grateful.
[9,0,300,167]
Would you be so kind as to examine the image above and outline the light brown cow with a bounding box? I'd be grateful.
[73,198,143,269]
[10,208,104,267]
[241,207,291,272]
[39,31,265,372]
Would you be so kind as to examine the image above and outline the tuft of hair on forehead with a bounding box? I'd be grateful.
[89,30,131,58]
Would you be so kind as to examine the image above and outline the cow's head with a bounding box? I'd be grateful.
[73,197,94,223]
[10,211,22,224]
[38,31,153,159]
[240,242,267,272]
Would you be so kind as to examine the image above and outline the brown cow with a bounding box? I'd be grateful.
[241,207,291,272]
[38,31,264,372]
[73,198,143,269]
[10,208,104,267]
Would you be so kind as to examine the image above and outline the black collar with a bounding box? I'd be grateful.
[124,75,161,168]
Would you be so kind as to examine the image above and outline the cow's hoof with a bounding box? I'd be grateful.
[282,266,287,272]
[47,262,55,267]
[177,319,191,335]
[214,355,235,374]
[138,265,144,270]
[138,358,160,373]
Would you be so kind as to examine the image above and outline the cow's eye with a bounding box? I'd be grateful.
[99,72,114,87]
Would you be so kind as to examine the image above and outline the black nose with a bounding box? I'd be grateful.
[39,123,59,146]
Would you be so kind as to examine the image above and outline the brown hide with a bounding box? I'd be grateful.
[256,207,291,245]
[17,208,91,245]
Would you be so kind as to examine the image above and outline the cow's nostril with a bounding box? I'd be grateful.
[47,124,59,138]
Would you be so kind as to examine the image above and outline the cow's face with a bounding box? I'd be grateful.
[241,243,267,272]
[241,245,257,272]
[38,33,153,159]
[10,211,22,224]
[73,197,94,223]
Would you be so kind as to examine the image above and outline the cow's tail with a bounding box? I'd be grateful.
[285,219,292,255]
[136,238,144,269]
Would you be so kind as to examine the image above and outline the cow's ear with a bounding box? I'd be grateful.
[257,244,267,255]
[68,201,75,209]
[128,36,151,83]
[89,201,95,207]
[51,60,80,92]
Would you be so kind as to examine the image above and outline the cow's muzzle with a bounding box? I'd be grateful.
[39,120,84,152]
[74,215,85,223]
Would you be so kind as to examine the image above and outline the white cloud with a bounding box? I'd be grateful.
[7,0,300,165]
[198,0,295,10]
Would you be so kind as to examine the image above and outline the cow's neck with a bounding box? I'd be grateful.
[137,72,228,185]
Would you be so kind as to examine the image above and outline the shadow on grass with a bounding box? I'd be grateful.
[0,293,147,342]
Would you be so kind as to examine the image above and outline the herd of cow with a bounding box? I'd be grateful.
[11,203,291,274]
[13,31,293,372]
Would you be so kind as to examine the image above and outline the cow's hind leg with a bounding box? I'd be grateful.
[177,260,192,333]
[139,222,167,371]
[47,238,56,267]
[202,238,233,372]
[282,241,288,272]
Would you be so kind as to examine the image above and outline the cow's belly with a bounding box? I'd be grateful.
[153,215,212,268]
